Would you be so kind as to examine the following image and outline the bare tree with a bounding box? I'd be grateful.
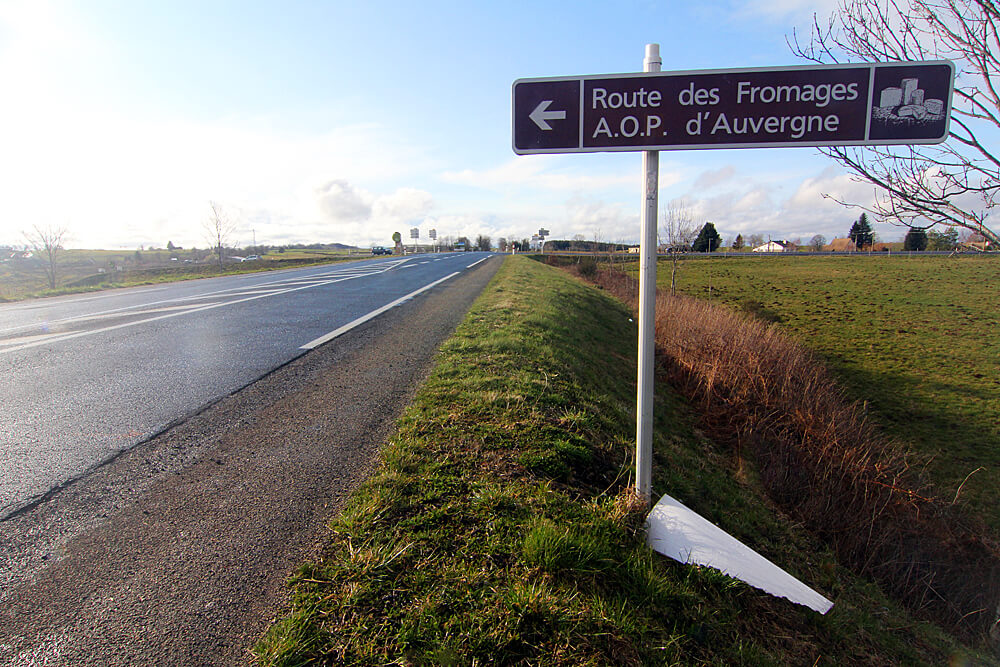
[23,224,69,290]
[809,233,828,250]
[790,0,999,247]
[660,202,698,295]
[203,201,237,268]
[591,226,603,252]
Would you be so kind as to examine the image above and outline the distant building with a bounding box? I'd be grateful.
[752,240,793,252]
[961,233,993,252]
[823,238,857,252]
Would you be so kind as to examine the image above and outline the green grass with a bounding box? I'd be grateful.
[265,248,358,260]
[255,256,985,665]
[657,254,1000,533]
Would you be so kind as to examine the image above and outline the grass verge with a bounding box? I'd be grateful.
[255,256,986,665]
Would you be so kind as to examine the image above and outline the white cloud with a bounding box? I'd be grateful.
[442,156,642,192]
[421,215,494,243]
[667,164,888,242]
[0,106,443,249]
[315,180,373,222]
[0,4,443,250]
[305,183,436,247]
[372,187,434,221]
[733,187,777,216]
[693,165,737,190]
[785,166,871,211]
[564,195,639,242]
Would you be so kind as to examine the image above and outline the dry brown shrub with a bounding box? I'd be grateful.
[583,265,1000,640]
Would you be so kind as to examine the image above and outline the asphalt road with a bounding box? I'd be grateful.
[0,252,491,518]
[0,253,502,665]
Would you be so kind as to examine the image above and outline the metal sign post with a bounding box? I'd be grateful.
[636,44,660,503]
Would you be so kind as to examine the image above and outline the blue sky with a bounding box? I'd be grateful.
[1,0,904,251]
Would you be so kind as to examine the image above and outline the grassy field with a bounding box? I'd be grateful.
[255,257,985,665]
[264,247,361,260]
[656,254,1000,535]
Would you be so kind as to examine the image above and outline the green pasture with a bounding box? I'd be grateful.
[264,247,361,260]
[660,254,1000,532]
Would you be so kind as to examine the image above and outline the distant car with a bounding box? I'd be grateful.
[371,246,391,255]
[244,255,261,261]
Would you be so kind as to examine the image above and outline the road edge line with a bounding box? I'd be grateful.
[299,271,462,350]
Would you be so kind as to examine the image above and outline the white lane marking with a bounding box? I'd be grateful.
[0,287,169,311]
[467,257,489,268]
[265,279,337,287]
[0,331,71,348]
[3,302,231,330]
[300,271,461,350]
[0,258,414,336]
[0,276,361,356]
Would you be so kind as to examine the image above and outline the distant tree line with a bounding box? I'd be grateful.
[544,240,628,252]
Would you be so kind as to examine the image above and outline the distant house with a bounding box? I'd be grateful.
[823,238,857,252]
[752,240,793,252]
[961,233,992,252]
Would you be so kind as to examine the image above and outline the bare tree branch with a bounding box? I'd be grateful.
[791,0,999,247]
[203,202,237,269]
[660,202,698,295]
[23,224,69,290]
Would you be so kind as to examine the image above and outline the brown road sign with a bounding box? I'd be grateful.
[512,61,954,154]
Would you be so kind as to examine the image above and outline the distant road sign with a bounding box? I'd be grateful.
[410,228,419,239]
[512,61,953,154]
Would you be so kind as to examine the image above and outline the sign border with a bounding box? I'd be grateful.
[512,60,954,154]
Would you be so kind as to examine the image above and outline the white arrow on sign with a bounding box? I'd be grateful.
[529,100,566,130]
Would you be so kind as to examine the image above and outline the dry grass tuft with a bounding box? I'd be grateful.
[582,263,1000,641]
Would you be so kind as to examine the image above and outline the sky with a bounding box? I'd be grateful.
[0,0,909,251]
